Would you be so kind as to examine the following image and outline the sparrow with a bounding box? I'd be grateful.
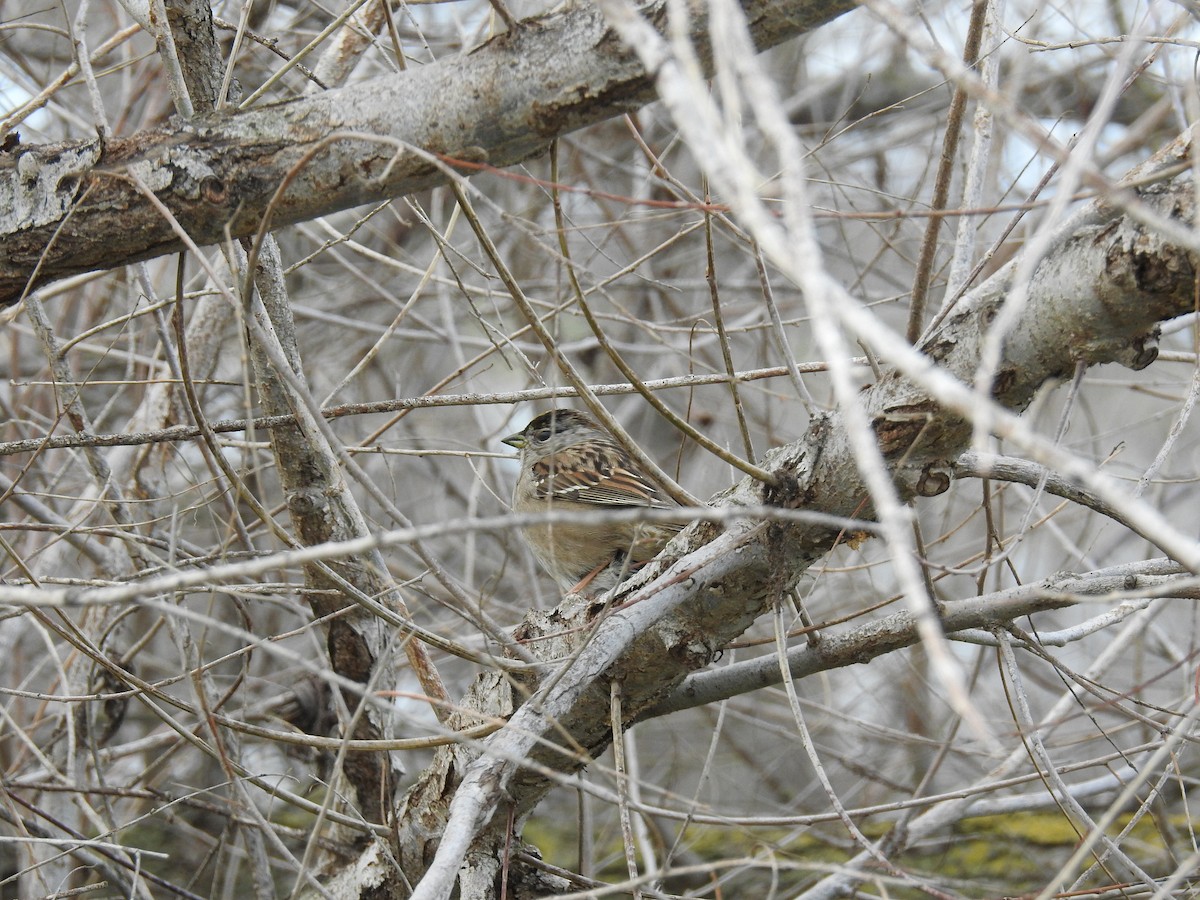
[502,408,684,593]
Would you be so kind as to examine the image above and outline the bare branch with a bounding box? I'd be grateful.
[0,0,856,305]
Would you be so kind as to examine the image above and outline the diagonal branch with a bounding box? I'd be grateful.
[388,178,1200,896]
[0,0,856,305]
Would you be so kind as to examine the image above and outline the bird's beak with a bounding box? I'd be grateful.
[501,432,525,449]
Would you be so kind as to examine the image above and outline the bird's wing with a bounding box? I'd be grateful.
[531,442,676,509]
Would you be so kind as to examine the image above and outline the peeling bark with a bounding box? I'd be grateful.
[367,181,1199,896]
[0,0,856,305]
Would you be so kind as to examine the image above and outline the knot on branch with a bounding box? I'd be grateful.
[1123,330,1160,371]
[916,461,953,497]
[1075,325,1161,371]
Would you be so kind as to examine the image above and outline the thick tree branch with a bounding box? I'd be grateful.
[650,557,1188,717]
[0,0,856,306]
[388,179,1200,897]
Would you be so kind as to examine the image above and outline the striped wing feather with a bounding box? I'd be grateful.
[531,443,674,509]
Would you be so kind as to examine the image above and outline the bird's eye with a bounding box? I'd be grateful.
[532,428,552,443]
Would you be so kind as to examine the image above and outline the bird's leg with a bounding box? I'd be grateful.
[567,563,607,595]
[568,550,644,596]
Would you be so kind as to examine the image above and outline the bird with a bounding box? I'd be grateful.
[501,408,685,593]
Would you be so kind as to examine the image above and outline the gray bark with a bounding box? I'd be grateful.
[376,178,1198,896]
[0,0,856,306]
